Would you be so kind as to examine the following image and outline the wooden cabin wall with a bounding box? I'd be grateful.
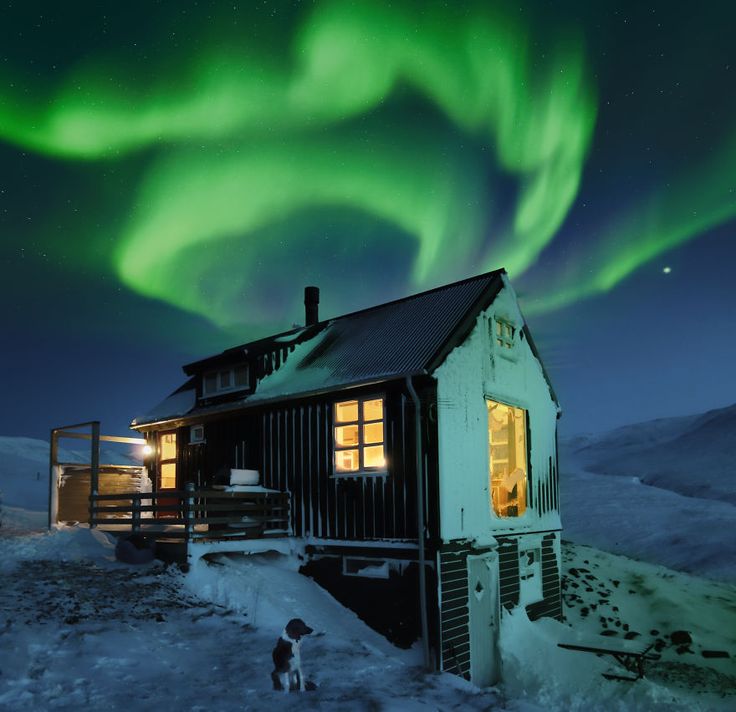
[175,414,259,488]
[256,380,438,542]
[143,379,439,543]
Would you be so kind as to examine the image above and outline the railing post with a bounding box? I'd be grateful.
[132,496,141,533]
[89,421,100,529]
[185,482,195,543]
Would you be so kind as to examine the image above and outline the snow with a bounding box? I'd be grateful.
[132,385,196,426]
[563,403,736,505]
[0,436,140,510]
[1,397,735,710]
[1,524,733,710]
[560,406,736,583]
[434,279,560,542]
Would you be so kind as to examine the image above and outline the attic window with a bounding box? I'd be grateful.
[203,365,249,396]
[493,319,516,350]
[334,397,386,473]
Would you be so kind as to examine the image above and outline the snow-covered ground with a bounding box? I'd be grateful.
[1,404,735,710]
[1,526,733,711]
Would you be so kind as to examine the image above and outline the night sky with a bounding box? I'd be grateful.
[1,0,734,439]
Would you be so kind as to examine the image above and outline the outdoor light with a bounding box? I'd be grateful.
[142,444,154,457]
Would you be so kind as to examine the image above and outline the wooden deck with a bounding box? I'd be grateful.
[89,485,292,562]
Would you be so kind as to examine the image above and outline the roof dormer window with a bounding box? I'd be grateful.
[203,364,249,396]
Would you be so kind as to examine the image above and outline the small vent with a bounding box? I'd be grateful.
[190,424,205,444]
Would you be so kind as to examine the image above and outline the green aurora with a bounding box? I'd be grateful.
[0,0,732,332]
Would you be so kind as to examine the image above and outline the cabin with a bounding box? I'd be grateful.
[62,269,562,686]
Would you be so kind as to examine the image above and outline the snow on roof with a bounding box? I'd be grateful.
[132,382,196,427]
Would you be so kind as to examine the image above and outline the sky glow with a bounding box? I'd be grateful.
[1,1,600,328]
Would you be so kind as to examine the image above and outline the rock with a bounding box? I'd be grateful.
[115,535,156,565]
[670,630,692,645]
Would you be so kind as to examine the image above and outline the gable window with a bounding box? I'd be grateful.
[334,397,385,473]
[493,318,516,350]
[487,399,528,517]
[203,365,249,396]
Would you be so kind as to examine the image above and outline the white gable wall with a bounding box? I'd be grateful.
[434,276,560,545]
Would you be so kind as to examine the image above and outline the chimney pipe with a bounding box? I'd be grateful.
[304,286,319,326]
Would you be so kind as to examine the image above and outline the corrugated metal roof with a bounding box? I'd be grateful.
[291,271,502,381]
[133,270,507,426]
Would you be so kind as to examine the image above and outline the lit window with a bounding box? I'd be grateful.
[159,432,177,490]
[203,364,249,395]
[493,319,516,350]
[334,397,386,473]
[487,399,528,517]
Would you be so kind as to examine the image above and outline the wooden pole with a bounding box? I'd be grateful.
[89,421,101,528]
[132,496,141,533]
[185,482,195,568]
[48,428,58,530]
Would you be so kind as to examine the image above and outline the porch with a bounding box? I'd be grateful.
[49,421,292,564]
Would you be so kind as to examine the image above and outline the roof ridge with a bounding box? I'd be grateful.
[184,268,506,372]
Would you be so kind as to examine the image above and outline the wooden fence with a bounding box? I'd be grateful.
[90,483,290,542]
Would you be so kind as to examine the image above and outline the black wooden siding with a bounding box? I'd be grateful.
[438,532,562,679]
[438,541,474,677]
[525,533,562,621]
[164,380,438,543]
[257,387,424,540]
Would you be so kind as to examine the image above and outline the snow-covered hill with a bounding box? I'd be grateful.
[0,436,140,510]
[560,404,736,583]
[561,403,736,505]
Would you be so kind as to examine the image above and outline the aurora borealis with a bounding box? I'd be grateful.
[2,0,735,436]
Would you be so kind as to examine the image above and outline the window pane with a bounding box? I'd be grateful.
[364,445,385,469]
[335,449,359,472]
[335,425,359,447]
[160,433,177,460]
[234,365,248,386]
[496,321,503,336]
[160,463,177,489]
[335,400,359,423]
[219,370,231,388]
[363,398,383,422]
[205,373,217,393]
[363,422,383,444]
[488,400,527,517]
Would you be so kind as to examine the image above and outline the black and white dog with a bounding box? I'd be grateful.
[271,618,314,692]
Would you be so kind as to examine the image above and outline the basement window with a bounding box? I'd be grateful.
[488,399,528,517]
[334,397,386,473]
[203,364,249,396]
[343,557,390,579]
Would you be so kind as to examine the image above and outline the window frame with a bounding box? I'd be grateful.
[332,394,388,477]
[491,317,518,359]
[486,396,531,519]
[202,364,250,397]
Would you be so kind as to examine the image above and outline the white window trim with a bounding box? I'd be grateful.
[332,395,388,476]
[202,364,250,396]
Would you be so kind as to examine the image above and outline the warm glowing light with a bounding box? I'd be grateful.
[142,444,154,457]
[488,400,528,518]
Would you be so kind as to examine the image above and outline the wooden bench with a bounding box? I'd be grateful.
[558,634,661,681]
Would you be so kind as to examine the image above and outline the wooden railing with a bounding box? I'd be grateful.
[89,483,290,542]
